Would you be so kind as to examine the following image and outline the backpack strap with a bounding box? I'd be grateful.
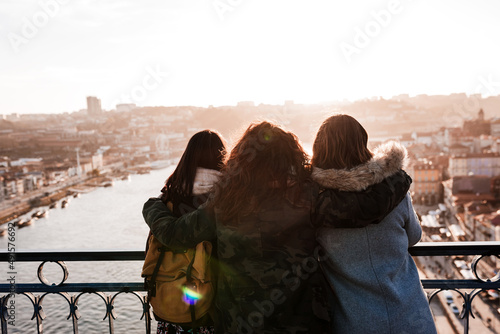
[146,201,173,302]
[145,245,168,302]
[185,247,198,334]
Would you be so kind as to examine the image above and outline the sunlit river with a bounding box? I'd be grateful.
[0,166,175,333]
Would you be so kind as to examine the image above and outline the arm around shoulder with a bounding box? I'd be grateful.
[142,197,216,250]
[313,169,412,228]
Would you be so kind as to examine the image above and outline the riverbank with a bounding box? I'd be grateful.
[0,175,118,226]
[0,158,178,228]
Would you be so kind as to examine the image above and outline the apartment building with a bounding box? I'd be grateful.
[449,153,500,178]
[412,162,442,205]
[473,211,500,241]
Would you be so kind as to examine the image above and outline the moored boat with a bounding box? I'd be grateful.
[17,219,33,228]
[13,219,25,227]
[32,210,48,219]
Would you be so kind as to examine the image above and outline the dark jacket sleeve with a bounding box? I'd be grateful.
[142,197,216,250]
[313,169,412,228]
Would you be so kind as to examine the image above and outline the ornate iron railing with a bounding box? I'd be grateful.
[0,250,150,334]
[0,242,499,334]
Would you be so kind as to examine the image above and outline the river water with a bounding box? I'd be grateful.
[0,166,175,333]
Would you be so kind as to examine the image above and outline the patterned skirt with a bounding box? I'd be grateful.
[157,321,215,334]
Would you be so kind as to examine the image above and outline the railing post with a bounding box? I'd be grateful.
[69,294,79,334]
[461,297,469,334]
[106,294,115,334]
[459,304,469,334]
[460,289,482,334]
[143,297,151,334]
[1,296,8,334]
[34,295,45,334]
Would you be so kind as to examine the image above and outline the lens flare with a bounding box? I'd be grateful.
[182,286,202,305]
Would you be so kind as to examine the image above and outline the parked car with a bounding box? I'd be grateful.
[443,290,454,304]
[450,303,460,315]
[460,269,475,280]
[439,227,451,238]
[454,259,468,271]
[430,234,442,241]
[487,289,499,300]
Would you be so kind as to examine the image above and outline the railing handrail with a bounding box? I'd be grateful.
[0,249,146,261]
[0,283,145,293]
[409,241,500,256]
[2,241,500,261]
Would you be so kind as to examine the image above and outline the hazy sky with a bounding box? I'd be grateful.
[1,0,500,114]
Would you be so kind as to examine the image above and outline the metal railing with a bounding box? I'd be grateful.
[0,242,499,334]
[0,250,150,334]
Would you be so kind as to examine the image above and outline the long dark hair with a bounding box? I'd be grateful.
[312,114,373,169]
[163,130,226,202]
[210,121,310,222]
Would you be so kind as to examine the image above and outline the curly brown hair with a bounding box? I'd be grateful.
[209,121,310,222]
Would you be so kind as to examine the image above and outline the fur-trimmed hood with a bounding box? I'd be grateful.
[311,141,408,192]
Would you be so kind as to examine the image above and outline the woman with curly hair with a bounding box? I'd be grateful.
[143,120,411,333]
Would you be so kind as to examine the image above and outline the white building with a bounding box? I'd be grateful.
[116,103,136,112]
[473,211,500,241]
[92,153,104,170]
[449,153,500,178]
[87,96,102,115]
[491,119,500,137]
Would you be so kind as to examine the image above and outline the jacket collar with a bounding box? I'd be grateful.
[311,141,408,192]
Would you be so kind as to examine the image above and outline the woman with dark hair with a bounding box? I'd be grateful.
[160,130,226,215]
[311,114,437,333]
[143,120,412,333]
[142,129,226,334]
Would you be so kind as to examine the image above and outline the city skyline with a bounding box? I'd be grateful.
[1,0,500,114]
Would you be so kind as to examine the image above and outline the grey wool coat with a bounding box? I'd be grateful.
[312,141,437,334]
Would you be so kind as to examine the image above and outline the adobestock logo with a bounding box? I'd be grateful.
[445,74,500,126]
[339,0,404,64]
[212,0,243,21]
[112,64,169,107]
[7,0,70,54]
[233,246,330,334]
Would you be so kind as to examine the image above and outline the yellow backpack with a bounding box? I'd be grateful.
[141,234,214,324]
